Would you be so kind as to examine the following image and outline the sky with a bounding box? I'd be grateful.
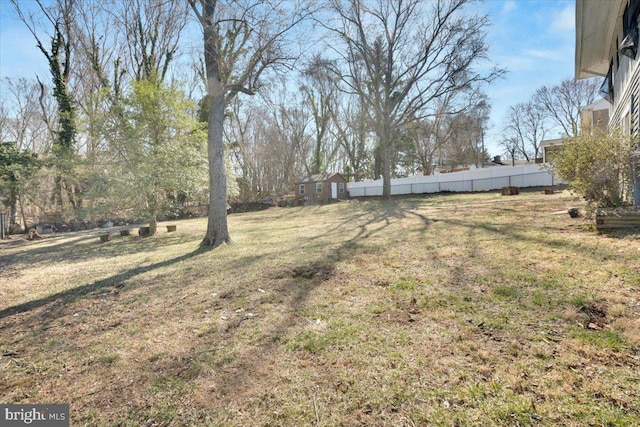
[477,0,577,154]
[0,0,579,156]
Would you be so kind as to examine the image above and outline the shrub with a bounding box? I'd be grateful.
[550,128,638,209]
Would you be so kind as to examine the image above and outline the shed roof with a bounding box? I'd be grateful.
[539,138,564,149]
[296,173,345,183]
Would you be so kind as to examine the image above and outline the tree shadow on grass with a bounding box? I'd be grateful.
[1,201,435,423]
[441,217,624,260]
[0,245,211,321]
[2,229,197,271]
[198,201,434,405]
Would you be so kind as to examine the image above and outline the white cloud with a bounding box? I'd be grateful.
[549,5,575,34]
[525,48,569,62]
[501,0,517,15]
[496,54,535,72]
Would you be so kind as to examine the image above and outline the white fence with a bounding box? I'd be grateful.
[347,164,561,197]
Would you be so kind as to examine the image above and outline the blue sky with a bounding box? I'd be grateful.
[478,0,577,153]
[0,0,578,156]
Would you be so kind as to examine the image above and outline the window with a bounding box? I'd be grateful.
[316,182,322,193]
[339,182,345,194]
[620,28,638,59]
[599,61,614,103]
[299,184,305,195]
[623,0,640,37]
[621,0,640,59]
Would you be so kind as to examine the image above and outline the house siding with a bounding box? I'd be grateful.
[577,0,640,135]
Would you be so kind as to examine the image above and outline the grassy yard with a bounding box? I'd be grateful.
[1,189,639,426]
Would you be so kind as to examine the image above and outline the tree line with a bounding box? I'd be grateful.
[0,0,601,246]
[499,77,601,164]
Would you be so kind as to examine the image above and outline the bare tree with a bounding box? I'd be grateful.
[325,0,504,197]
[1,78,50,153]
[71,0,123,157]
[500,135,519,166]
[502,101,547,162]
[188,0,312,247]
[226,97,254,201]
[445,97,490,168]
[116,0,190,83]
[332,96,374,181]
[11,0,80,212]
[535,77,600,138]
[300,55,340,174]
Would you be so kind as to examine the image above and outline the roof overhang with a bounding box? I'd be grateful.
[582,97,610,111]
[575,0,625,79]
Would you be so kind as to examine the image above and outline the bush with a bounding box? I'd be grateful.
[550,128,638,209]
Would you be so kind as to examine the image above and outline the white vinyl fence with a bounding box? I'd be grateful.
[347,164,561,197]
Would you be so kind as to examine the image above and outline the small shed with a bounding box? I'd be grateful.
[295,173,348,202]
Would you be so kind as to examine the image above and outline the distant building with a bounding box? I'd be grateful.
[580,98,610,134]
[295,173,348,202]
[539,138,563,164]
[540,99,609,164]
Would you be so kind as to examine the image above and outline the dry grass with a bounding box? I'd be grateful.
[1,189,640,426]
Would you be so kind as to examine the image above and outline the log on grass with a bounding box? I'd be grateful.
[501,186,519,196]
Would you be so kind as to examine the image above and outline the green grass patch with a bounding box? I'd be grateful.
[568,327,628,351]
[491,284,521,299]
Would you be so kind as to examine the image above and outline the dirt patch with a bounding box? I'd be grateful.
[578,302,608,329]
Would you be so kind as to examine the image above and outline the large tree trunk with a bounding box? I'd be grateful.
[202,89,230,247]
[9,186,18,225]
[149,214,157,236]
[200,1,230,247]
[382,119,392,199]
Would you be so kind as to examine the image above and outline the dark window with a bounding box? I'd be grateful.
[316,182,322,193]
[599,61,614,103]
[299,184,305,195]
[620,27,639,59]
[623,0,640,37]
[339,182,345,194]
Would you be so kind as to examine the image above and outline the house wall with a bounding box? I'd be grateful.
[610,52,640,134]
[580,101,610,135]
[595,0,640,134]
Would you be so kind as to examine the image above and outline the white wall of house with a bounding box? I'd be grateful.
[576,0,640,134]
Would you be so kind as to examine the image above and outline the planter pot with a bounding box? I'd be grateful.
[120,229,130,236]
[166,225,177,232]
[99,233,112,242]
[138,226,150,237]
[596,210,640,230]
